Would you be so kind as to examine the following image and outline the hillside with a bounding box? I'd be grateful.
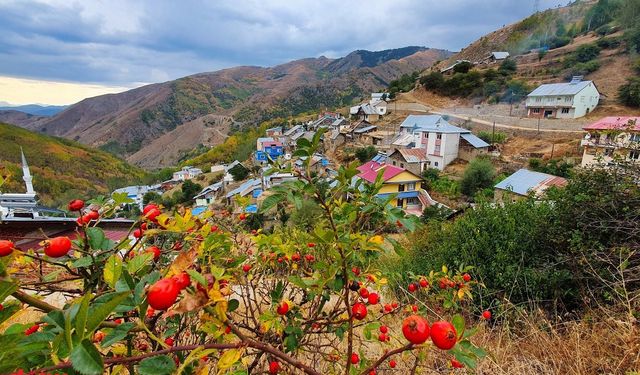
[14,47,451,169]
[0,110,48,127]
[0,104,67,116]
[0,122,146,207]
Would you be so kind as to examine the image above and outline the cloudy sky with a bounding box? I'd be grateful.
[0,0,564,105]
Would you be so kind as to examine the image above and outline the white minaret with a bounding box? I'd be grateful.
[21,147,35,194]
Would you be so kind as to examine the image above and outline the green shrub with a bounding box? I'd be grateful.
[453,61,473,74]
[355,146,377,163]
[566,60,601,78]
[460,158,496,197]
[477,131,507,144]
[420,72,445,90]
[596,36,621,49]
[498,59,518,75]
[618,77,640,107]
[574,44,601,63]
[549,36,571,49]
[431,177,460,199]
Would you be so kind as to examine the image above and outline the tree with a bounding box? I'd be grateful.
[498,59,517,75]
[0,138,487,374]
[143,191,162,205]
[228,163,249,181]
[460,158,496,197]
[354,146,377,163]
[453,61,473,74]
[180,179,202,203]
[618,77,640,107]
[419,72,445,90]
[574,44,601,63]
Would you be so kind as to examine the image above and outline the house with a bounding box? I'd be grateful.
[440,60,472,75]
[194,181,224,206]
[352,103,380,123]
[494,169,567,203]
[580,116,640,167]
[113,185,156,210]
[326,130,346,150]
[489,52,509,61]
[266,126,283,137]
[255,139,284,163]
[309,112,342,129]
[387,148,430,176]
[356,161,438,216]
[225,178,263,205]
[394,115,489,170]
[330,118,349,131]
[371,93,389,102]
[525,76,600,119]
[294,154,330,175]
[173,166,203,181]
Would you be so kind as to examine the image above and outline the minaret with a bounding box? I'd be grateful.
[21,147,35,194]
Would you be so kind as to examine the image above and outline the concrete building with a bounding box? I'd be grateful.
[580,117,640,167]
[526,77,600,119]
[494,169,567,203]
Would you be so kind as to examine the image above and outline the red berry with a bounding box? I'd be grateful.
[352,302,367,320]
[239,213,247,221]
[389,359,397,368]
[146,246,161,260]
[350,353,359,364]
[164,338,174,346]
[463,273,471,282]
[133,228,144,238]
[146,307,155,318]
[44,236,72,258]
[378,333,388,342]
[396,220,403,228]
[383,304,392,313]
[419,279,428,288]
[439,278,448,289]
[304,254,315,262]
[367,292,379,305]
[143,204,159,215]
[307,242,315,248]
[0,240,14,257]
[402,315,430,345]
[144,207,161,222]
[412,305,418,312]
[391,302,398,309]
[225,326,231,334]
[352,266,360,276]
[68,199,84,211]
[482,310,492,320]
[379,325,388,334]
[86,210,100,221]
[269,361,280,374]
[291,253,301,262]
[408,283,417,293]
[25,324,39,335]
[430,321,458,350]
[140,222,148,230]
[147,278,180,310]
[369,370,376,375]
[172,272,190,290]
[242,264,252,273]
[359,288,369,298]
[277,301,289,315]
[451,359,464,368]
[0,304,3,311]
[93,331,105,343]
[76,216,87,226]
[114,319,122,324]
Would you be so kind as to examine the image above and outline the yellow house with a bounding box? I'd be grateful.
[356,161,436,216]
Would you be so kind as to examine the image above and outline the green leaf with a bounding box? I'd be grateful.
[452,314,465,339]
[260,193,285,213]
[0,280,17,302]
[104,254,123,288]
[86,227,114,251]
[42,310,65,330]
[127,252,153,274]
[100,322,135,348]
[363,322,381,340]
[228,299,240,312]
[72,256,94,268]
[85,292,130,333]
[0,301,20,325]
[70,339,104,375]
[186,269,207,288]
[137,355,176,375]
[74,294,92,340]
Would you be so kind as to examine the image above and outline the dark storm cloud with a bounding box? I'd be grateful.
[0,0,565,85]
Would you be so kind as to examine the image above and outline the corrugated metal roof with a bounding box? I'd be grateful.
[495,169,567,196]
[283,125,303,136]
[392,133,415,146]
[491,52,509,59]
[583,116,640,131]
[399,115,468,134]
[226,179,261,198]
[354,125,377,134]
[460,133,490,148]
[527,80,594,97]
[391,148,428,163]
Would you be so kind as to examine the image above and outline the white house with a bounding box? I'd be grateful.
[580,116,640,167]
[194,181,224,206]
[173,166,203,181]
[393,115,489,170]
[526,77,600,119]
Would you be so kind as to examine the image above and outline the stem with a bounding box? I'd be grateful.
[358,344,415,375]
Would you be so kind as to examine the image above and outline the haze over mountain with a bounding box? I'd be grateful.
[14,46,450,169]
[0,104,67,116]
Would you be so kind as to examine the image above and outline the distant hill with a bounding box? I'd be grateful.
[0,122,146,207]
[0,110,48,127]
[15,47,452,169]
[0,104,68,116]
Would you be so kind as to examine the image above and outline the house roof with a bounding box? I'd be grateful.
[527,80,595,97]
[283,125,303,136]
[226,179,261,198]
[291,130,305,140]
[357,161,406,183]
[266,126,282,133]
[371,152,388,164]
[460,133,490,148]
[353,125,377,134]
[262,140,283,147]
[583,116,640,132]
[495,169,567,196]
[390,148,428,163]
[392,133,415,147]
[399,115,468,134]
[224,160,240,172]
[358,103,377,115]
[257,137,275,144]
[194,181,223,199]
[491,52,509,59]
[331,118,347,127]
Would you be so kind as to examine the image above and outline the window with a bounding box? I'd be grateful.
[392,160,396,166]
[436,133,442,140]
[630,150,640,160]
[407,182,416,191]
[434,162,439,167]
[396,199,403,207]
[406,197,419,205]
[581,96,585,103]
[557,97,562,101]
[630,133,640,142]
[532,108,541,114]
[565,97,572,102]
[398,184,405,192]
[434,145,441,154]
[400,163,404,168]
[535,97,541,102]
[561,108,570,114]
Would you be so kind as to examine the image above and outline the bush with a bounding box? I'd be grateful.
[566,60,601,78]
[460,158,496,197]
[574,44,601,63]
[180,179,202,203]
[498,59,517,75]
[618,77,640,107]
[419,72,445,90]
[453,61,473,74]
[354,146,377,163]
[229,163,249,181]
[549,36,571,49]
[477,131,507,144]
[596,36,621,49]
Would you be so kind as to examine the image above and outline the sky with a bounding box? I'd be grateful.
[0,0,564,105]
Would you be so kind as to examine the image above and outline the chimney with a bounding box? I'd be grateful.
[570,76,583,83]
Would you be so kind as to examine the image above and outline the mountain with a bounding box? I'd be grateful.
[0,122,146,207]
[0,110,48,127]
[15,47,451,169]
[0,104,68,116]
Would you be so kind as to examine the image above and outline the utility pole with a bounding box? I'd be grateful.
[492,121,496,145]
[537,116,541,135]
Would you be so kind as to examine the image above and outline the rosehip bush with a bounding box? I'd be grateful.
[0,134,485,374]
